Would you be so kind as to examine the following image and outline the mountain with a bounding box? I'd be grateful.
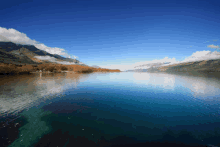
[126,59,220,75]
[0,41,121,75]
[0,41,82,65]
[146,59,220,74]
[134,62,171,69]
[125,69,148,72]
[125,62,171,72]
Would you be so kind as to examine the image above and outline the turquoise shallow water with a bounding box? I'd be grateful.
[1,72,220,147]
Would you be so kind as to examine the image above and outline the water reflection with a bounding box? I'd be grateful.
[1,72,220,147]
[133,72,220,100]
[175,75,220,100]
[0,72,90,116]
[133,72,176,90]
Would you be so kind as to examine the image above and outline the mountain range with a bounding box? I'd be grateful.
[0,41,121,75]
[125,58,220,76]
[2,41,219,75]
[0,41,84,66]
[125,62,171,72]
[141,59,220,75]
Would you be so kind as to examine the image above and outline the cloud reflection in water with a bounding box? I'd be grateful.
[0,72,89,116]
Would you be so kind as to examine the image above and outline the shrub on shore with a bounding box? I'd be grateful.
[47,66,56,72]
[61,66,68,71]
[77,68,94,73]
[0,63,31,75]
[0,63,120,75]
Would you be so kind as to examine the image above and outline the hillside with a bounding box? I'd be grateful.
[0,42,81,65]
[146,58,220,74]
[0,41,120,75]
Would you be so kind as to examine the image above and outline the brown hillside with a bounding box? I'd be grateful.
[0,63,120,75]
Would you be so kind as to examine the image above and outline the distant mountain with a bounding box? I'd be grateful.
[134,62,171,69]
[147,59,220,74]
[125,69,148,72]
[125,70,135,72]
[125,62,171,72]
[0,42,84,65]
[126,59,220,74]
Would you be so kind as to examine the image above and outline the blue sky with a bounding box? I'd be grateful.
[0,0,220,70]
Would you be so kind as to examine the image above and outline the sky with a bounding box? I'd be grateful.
[0,0,220,71]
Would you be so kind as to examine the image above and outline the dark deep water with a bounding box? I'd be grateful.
[1,72,220,147]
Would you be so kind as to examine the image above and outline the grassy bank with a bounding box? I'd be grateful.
[0,63,120,75]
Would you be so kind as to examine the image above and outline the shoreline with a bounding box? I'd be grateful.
[30,70,70,73]
[0,63,121,76]
[0,70,120,76]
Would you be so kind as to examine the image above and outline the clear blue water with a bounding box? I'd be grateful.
[1,72,220,147]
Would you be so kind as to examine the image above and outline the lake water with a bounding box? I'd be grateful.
[1,72,220,147]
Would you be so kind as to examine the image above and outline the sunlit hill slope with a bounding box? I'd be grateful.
[0,42,120,74]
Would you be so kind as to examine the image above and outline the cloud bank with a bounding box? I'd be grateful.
[152,51,220,68]
[35,56,77,65]
[182,50,220,63]
[34,56,85,65]
[0,27,78,59]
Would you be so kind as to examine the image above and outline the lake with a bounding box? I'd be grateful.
[1,72,220,147]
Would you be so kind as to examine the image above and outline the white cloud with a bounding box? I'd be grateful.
[66,55,79,59]
[207,44,220,49]
[0,27,77,58]
[134,57,177,66]
[73,56,78,59]
[101,50,220,71]
[58,61,76,65]
[35,56,57,62]
[100,57,178,71]
[159,51,220,67]
[35,56,76,65]
[0,27,38,44]
[182,50,220,63]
